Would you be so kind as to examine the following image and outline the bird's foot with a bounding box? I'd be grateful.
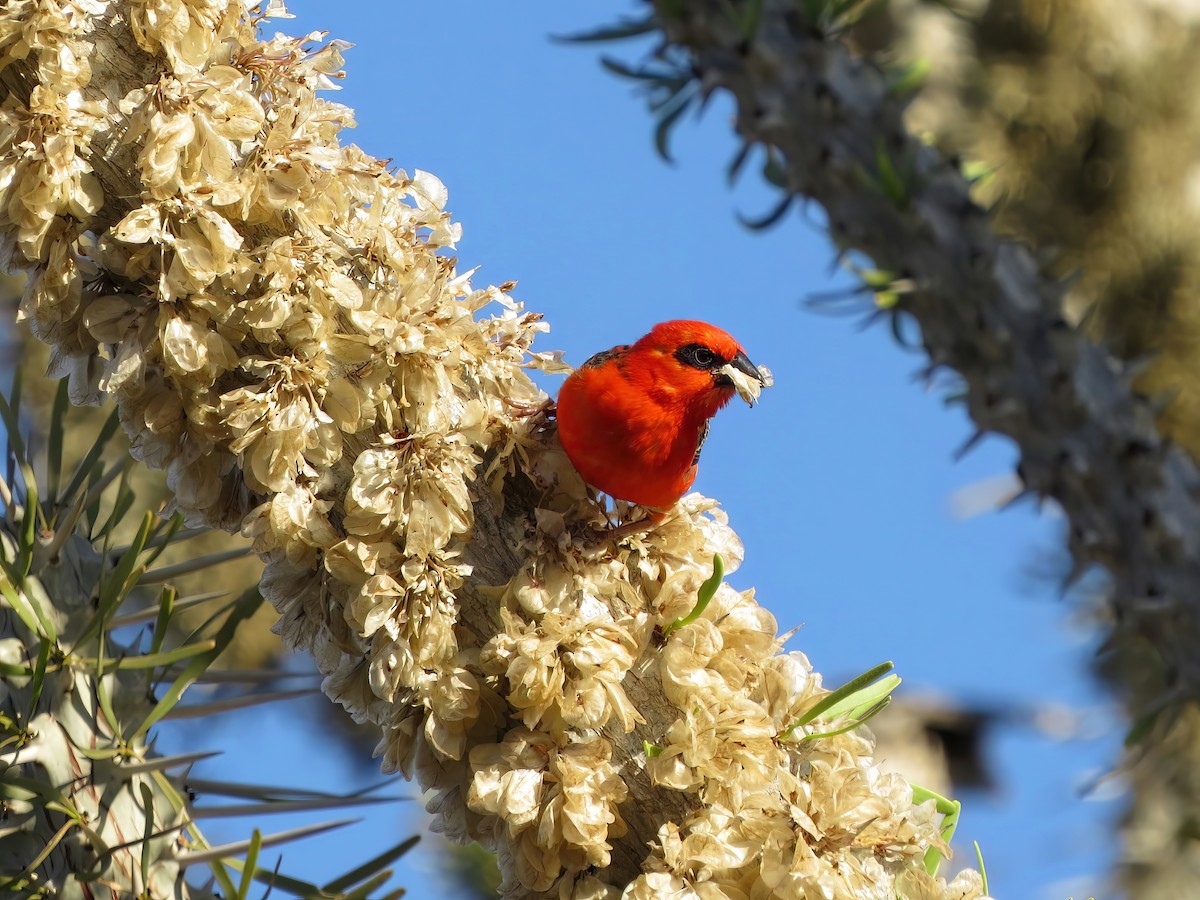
[581,509,668,551]
[505,397,555,421]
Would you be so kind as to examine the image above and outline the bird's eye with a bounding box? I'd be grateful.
[676,343,721,369]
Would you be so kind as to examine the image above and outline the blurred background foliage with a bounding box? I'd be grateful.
[849,2,1200,896]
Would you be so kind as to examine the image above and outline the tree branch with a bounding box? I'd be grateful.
[1,1,977,896]
[651,0,1200,705]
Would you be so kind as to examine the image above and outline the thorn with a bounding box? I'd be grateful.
[1060,560,1091,596]
[953,430,986,462]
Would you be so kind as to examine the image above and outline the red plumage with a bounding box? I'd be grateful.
[556,320,765,509]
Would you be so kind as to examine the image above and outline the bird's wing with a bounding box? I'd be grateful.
[579,344,631,370]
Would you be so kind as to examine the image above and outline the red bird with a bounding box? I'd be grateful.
[556,320,768,510]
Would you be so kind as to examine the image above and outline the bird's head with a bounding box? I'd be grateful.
[634,319,769,419]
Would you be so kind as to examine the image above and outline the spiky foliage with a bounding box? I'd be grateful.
[625,0,1200,786]
[0,383,422,898]
[0,2,982,897]
[837,2,1200,894]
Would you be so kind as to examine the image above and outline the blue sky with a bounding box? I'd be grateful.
[148,2,1119,897]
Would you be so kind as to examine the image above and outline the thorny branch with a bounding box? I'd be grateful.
[2,1,985,897]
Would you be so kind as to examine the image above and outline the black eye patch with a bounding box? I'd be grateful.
[675,343,725,370]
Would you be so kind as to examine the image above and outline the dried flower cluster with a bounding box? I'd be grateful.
[0,2,986,896]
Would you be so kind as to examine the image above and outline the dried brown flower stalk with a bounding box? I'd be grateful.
[0,2,981,896]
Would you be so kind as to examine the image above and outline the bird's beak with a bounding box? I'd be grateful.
[730,351,763,384]
[717,351,771,406]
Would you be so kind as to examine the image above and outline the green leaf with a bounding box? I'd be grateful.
[738,194,794,231]
[150,585,176,655]
[92,464,137,545]
[974,840,989,895]
[654,89,695,164]
[17,463,38,578]
[642,741,664,758]
[0,382,27,470]
[0,565,45,640]
[783,661,896,738]
[133,587,263,741]
[73,509,155,651]
[60,407,120,507]
[138,511,184,572]
[664,554,725,636]
[911,783,962,876]
[26,637,51,719]
[237,829,263,900]
[556,16,657,43]
[810,673,901,723]
[46,378,69,508]
[322,834,420,894]
[139,781,156,887]
[104,639,218,671]
[599,56,676,83]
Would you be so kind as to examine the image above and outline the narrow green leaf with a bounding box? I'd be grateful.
[95,637,120,736]
[149,585,176,655]
[73,509,154,651]
[0,820,76,891]
[0,660,34,678]
[783,661,895,737]
[974,840,989,895]
[46,378,69,507]
[139,515,186,574]
[133,587,262,741]
[237,829,263,900]
[812,673,901,722]
[654,90,694,164]
[241,865,324,898]
[556,16,657,43]
[139,782,156,887]
[26,637,51,719]
[105,640,218,671]
[60,407,120,506]
[322,835,420,895]
[17,463,38,578]
[643,741,664,758]
[911,783,961,876]
[0,570,44,640]
[800,696,894,741]
[664,554,725,636]
[738,194,794,231]
[346,870,399,900]
[599,56,674,82]
[0,386,27,469]
[92,466,137,545]
[727,141,754,187]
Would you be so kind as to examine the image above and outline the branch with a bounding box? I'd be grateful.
[0,2,978,896]
[649,0,1200,708]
